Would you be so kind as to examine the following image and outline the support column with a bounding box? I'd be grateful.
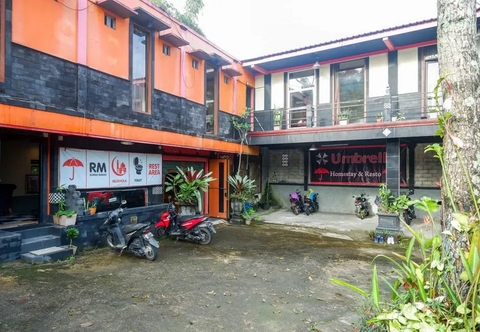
[386,138,401,197]
[303,148,309,191]
[408,143,416,191]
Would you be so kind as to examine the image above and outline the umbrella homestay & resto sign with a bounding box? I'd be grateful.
[59,148,162,189]
[310,145,407,185]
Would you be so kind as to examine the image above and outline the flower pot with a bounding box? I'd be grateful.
[58,214,77,226]
[230,198,244,224]
[429,112,438,119]
[245,218,251,225]
[339,119,348,125]
[391,116,397,122]
[89,207,97,215]
[376,118,382,123]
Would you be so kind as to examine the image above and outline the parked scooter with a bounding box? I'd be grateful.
[401,189,416,225]
[154,201,216,245]
[103,200,159,261]
[304,189,319,215]
[353,192,370,219]
[289,189,305,215]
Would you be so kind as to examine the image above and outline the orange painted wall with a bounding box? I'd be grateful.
[155,40,181,96]
[184,54,204,104]
[236,80,247,114]
[87,6,129,79]
[220,72,234,113]
[12,0,77,63]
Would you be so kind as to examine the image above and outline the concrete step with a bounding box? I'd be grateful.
[16,225,62,240]
[21,246,74,264]
[21,235,61,253]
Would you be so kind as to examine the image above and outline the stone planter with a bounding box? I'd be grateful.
[376,212,401,233]
[230,198,244,224]
[178,204,196,216]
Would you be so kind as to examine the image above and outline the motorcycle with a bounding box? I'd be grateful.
[353,192,370,219]
[154,201,216,245]
[289,189,305,215]
[304,189,319,216]
[401,189,416,225]
[103,200,159,261]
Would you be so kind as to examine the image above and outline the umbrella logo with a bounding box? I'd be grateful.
[316,153,328,165]
[111,157,127,176]
[314,167,329,181]
[63,157,84,181]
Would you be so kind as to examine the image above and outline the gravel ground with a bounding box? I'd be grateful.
[0,223,402,332]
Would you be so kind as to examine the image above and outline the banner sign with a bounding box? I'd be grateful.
[59,148,162,189]
[310,145,406,185]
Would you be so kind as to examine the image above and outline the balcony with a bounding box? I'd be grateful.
[249,93,441,145]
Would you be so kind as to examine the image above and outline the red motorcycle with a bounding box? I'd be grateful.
[153,202,216,245]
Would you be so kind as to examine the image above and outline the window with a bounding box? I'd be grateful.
[288,69,314,127]
[424,46,440,109]
[334,59,365,124]
[206,67,216,134]
[223,76,229,84]
[131,25,150,113]
[192,59,198,70]
[104,13,116,29]
[162,44,170,56]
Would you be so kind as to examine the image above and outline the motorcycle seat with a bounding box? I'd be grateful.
[178,214,208,223]
[123,223,148,233]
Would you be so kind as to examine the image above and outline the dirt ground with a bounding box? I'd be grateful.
[0,223,403,332]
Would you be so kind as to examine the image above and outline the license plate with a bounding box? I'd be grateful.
[144,232,153,239]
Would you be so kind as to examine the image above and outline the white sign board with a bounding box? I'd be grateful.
[59,148,162,189]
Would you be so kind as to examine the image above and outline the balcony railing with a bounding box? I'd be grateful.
[251,93,439,132]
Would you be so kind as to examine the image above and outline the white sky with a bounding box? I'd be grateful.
[168,0,438,60]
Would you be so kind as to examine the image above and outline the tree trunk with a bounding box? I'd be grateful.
[437,0,480,290]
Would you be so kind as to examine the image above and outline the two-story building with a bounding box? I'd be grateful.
[0,0,260,231]
[242,16,469,214]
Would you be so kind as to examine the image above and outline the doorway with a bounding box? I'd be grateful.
[208,159,229,219]
[0,129,41,228]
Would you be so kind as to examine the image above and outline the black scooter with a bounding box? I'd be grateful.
[103,200,159,261]
[353,192,369,219]
[401,189,416,225]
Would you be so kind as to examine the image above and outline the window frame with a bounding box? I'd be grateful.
[287,69,316,128]
[130,24,152,114]
[0,0,5,83]
[162,44,170,56]
[104,13,116,30]
[333,59,367,124]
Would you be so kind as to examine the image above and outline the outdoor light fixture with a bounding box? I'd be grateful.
[120,141,134,146]
[309,144,317,151]
[312,61,320,70]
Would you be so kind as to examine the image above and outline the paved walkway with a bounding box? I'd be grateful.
[255,208,441,240]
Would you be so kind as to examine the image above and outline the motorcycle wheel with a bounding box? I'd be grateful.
[403,212,412,225]
[106,234,116,250]
[314,202,319,212]
[155,226,166,237]
[292,205,300,215]
[144,244,158,261]
[198,228,212,245]
[359,210,365,220]
[305,205,311,215]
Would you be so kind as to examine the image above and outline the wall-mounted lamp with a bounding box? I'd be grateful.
[309,144,317,151]
[58,135,63,141]
[158,145,162,150]
[42,133,49,138]
[120,141,134,146]
[312,61,320,70]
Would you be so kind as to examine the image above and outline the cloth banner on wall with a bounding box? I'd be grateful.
[310,145,407,185]
[59,148,162,189]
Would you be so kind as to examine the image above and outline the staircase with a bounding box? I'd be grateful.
[17,225,74,264]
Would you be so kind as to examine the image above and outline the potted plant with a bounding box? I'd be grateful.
[242,205,256,225]
[164,166,215,215]
[51,185,77,226]
[338,109,351,125]
[375,113,383,123]
[65,226,79,255]
[88,200,97,215]
[392,112,405,121]
[273,108,283,130]
[375,183,409,233]
[227,174,256,224]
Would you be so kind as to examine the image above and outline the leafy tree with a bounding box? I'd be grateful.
[151,0,205,36]
[437,0,480,292]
